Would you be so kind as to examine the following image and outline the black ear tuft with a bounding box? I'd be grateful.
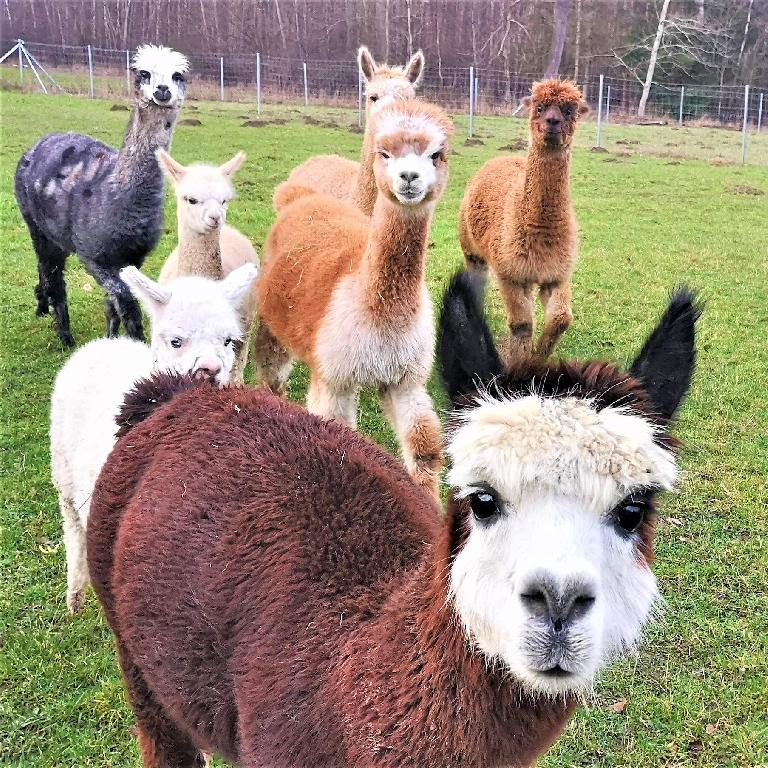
[438,270,504,407]
[630,287,702,423]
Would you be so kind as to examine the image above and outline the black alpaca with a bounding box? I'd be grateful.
[14,45,188,346]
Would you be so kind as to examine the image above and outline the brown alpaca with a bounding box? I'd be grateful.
[256,99,452,498]
[86,274,699,767]
[277,46,424,216]
[459,79,589,357]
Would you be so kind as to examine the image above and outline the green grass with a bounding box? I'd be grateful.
[1,90,767,767]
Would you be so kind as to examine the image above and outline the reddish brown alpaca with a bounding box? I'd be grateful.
[87,274,699,768]
[256,99,452,498]
[278,46,425,216]
[459,79,589,357]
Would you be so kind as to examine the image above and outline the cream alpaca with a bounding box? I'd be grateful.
[157,150,259,382]
[51,264,258,613]
[459,78,589,358]
[256,99,452,498]
[277,46,424,216]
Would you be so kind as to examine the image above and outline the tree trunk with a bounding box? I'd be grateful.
[573,0,582,80]
[737,0,754,72]
[545,0,570,76]
[638,0,670,118]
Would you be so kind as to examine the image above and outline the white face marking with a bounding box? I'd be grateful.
[173,165,235,234]
[447,394,677,697]
[132,45,189,108]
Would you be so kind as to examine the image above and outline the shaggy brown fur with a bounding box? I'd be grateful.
[279,46,424,215]
[87,377,575,768]
[256,99,452,498]
[459,78,588,358]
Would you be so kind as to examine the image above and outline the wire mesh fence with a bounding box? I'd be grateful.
[2,38,765,134]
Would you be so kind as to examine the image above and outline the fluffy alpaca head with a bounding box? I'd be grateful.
[156,149,245,234]
[370,99,452,208]
[121,263,258,385]
[358,46,424,113]
[132,44,189,108]
[439,271,700,697]
[521,79,589,150]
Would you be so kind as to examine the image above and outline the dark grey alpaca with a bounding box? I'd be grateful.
[14,45,189,346]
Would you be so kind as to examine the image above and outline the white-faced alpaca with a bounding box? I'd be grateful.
[256,99,452,498]
[277,46,424,216]
[50,263,257,613]
[85,273,699,767]
[14,45,189,346]
[156,149,259,383]
[459,79,589,358]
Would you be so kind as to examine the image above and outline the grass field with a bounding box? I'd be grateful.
[1,90,767,767]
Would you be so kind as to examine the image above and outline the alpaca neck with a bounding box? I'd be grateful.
[334,514,576,765]
[353,125,377,216]
[519,143,573,230]
[113,102,179,185]
[176,221,223,280]
[359,196,432,321]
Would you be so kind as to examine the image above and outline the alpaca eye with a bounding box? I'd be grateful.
[172,72,184,83]
[224,337,233,347]
[430,151,442,163]
[170,337,183,349]
[615,500,647,533]
[369,95,379,102]
[187,197,198,205]
[379,151,390,160]
[139,70,151,80]
[536,105,544,114]
[469,490,499,521]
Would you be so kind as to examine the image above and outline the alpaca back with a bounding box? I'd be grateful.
[281,155,359,209]
[88,382,439,761]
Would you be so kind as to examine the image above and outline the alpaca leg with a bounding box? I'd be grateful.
[61,496,89,614]
[307,376,357,428]
[253,321,293,394]
[536,281,573,358]
[105,297,121,338]
[499,279,535,358]
[381,383,443,500]
[85,264,145,341]
[117,646,205,768]
[28,225,73,346]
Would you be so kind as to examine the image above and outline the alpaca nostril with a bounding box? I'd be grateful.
[195,358,222,378]
[547,117,561,128]
[400,171,419,183]
[154,86,171,102]
[521,574,596,630]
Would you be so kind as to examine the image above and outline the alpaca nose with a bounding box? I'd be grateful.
[154,85,171,102]
[520,573,596,633]
[400,170,420,183]
[546,115,562,128]
[194,357,222,379]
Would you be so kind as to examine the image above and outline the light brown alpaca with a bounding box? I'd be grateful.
[256,100,452,499]
[459,79,589,358]
[156,150,259,382]
[276,46,425,216]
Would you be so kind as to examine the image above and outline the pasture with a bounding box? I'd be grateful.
[1,90,767,767]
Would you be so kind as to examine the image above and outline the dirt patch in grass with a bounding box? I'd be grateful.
[498,138,527,151]
[464,137,485,146]
[348,124,364,134]
[178,118,202,126]
[616,139,640,145]
[241,118,289,127]
[728,184,764,196]
[109,103,130,111]
[590,146,609,153]
[303,115,339,129]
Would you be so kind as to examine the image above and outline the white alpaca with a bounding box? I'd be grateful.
[157,150,259,382]
[51,263,258,613]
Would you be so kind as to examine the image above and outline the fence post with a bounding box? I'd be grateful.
[256,52,261,115]
[303,61,308,106]
[757,93,764,134]
[126,49,131,94]
[220,56,224,101]
[741,85,749,164]
[605,85,611,121]
[474,76,479,115]
[678,86,684,127]
[358,68,363,127]
[596,74,604,147]
[87,44,94,97]
[18,38,23,85]
[468,65,474,137]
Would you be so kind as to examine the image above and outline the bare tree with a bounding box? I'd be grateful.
[545,0,571,76]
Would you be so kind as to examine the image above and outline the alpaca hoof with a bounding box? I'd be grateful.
[67,589,85,614]
[59,333,76,348]
[36,305,50,317]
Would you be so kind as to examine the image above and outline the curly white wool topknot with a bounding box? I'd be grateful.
[132,44,189,75]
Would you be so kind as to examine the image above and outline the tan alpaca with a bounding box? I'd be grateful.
[459,79,589,358]
[256,100,453,499]
[157,150,259,382]
[276,46,425,216]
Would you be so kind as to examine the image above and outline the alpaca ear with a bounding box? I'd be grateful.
[219,151,246,178]
[578,100,590,116]
[404,50,425,85]
[629,287,702,423]
[520,96,533,114]
[220,263,259,313]
[155,149,186,183]
[121,266,171,319]
[438,271,504,408]
[358,46,377,82]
